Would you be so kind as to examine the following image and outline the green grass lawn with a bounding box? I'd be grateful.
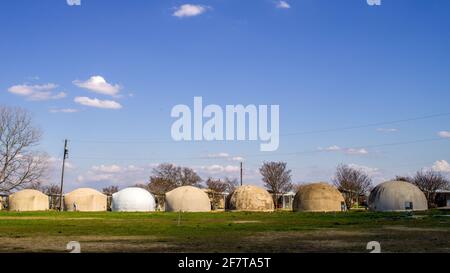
[0,210,448,253]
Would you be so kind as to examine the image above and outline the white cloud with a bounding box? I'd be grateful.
[92,164,122,173]
[208,153,230,158]
[173,4,208,18]
[67,0,81,6]
[206,153,245,162]
[65,162,252,190]
[438,131,450,138]
[198,164,240,175]
[47,157,76,174]
[49,108,79,113]
[126,165,144,172]
[432,160,450,173]
[377,128,398,132]
[345,148,369,155]
[321,145,341,152]
[76,163,147,186]
[276,1,291,9]
[319,145,369,155]
[8,83,66,101]
[347,163,379,176]
[73,76,121,96]
[224,165,240,172]
[78,173,114,183]
[74,96,122,110]
[30,91,66,101]
[203,165,224,173]
[8,83,57,96]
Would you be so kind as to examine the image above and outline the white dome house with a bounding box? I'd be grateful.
[112,187,156,212]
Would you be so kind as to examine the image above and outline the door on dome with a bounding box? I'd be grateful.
[405,201,413,210]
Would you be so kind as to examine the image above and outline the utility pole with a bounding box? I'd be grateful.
[59,139,68,211]
[240,162,243,186]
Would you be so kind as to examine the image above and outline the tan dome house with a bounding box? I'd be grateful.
[293,183,346,212]
[8,189,49,211]
[228,185,274,212]
[369,181,428,212]
[165,186,211,212]
[64,188,107,212]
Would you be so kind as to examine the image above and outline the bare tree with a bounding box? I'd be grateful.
[179,167,202,187]
[291,183,304,193]
[206,178,228,209]
[102,185,119,196]
[206,177,239,210]
[206,178,228,193]
[259,161,293,208]
[0,107,48,193]
[147,164,202,209]
[394,175,413,182]
[410,170,449,208]
[333,164,372,209]
[147,177,175,195]
[151,163,180,186]
[41,184,62,209]
[223,177,239,193]
[149,163,202,190]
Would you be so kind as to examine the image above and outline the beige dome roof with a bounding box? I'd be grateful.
[228,185,274,212]
[9,189,49,211]
[369,181,428,211]
[165,186,211,212]
[64,188,107,212]
[293,182,345,212]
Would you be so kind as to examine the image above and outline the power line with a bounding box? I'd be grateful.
[68,111,450,144]
[282,112,450,136]
[69,136,449,161]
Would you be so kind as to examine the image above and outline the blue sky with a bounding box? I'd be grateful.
[1,0,449,190]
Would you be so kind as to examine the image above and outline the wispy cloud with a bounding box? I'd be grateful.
[276,1,291,9]
[67,0,81,6]
[8,83,67,101]
[207,152,244,161]
[91,164,123,173]
[73,75,121,96]
[47,156,76,170]
[347,163,379,176]
[377,128,399,132]
[345,148,369,155]
[319,145,369,155]
[208,152,230,158]
[49,108,79,113]
[322,145,341,152]
[173,4,209,18]
[232,156,245,162]
[76,164,146,186]
[198,164,240,175]
[438,131,450,138]
[74,96,122,110]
